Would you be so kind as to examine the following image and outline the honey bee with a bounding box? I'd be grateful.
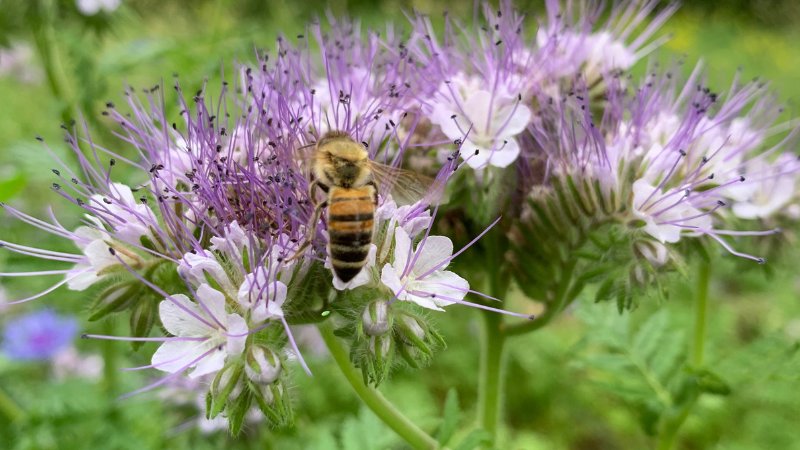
[294,130,434,283]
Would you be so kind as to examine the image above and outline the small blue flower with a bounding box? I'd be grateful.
[1,309,78,360]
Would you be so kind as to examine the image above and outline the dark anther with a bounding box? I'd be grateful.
[717,200,726,206]
[739,176,746,182]
[52,169,60,176]
[52,183,60,190]
[109,158,116,166]
[108,247,116,256]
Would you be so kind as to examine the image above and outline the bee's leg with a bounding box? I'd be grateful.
[287,181,328,262]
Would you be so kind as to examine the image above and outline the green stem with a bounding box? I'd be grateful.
[0,387,25,422]
[318,322,438,450]
[475,225,512,445]
[478,311,505,444]
[691,262,710,367]
[655,261,711,450]
[101,320,119,395]
[29,0,85,165]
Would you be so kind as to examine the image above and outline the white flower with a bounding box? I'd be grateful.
[178,251,235,293]
[584,32,636,75]
[210,221,249,262]
[88,183,156,244]
[375,197,433,263]
[632,179,712,244]
[429,74,531,169]
[66,221,137,291]
[376,197,433,238]
[152,284,248,378]
[725,153,800,219]
[76,0,121,15]
[237,268,287,323]
[380,227,469,311]
[536,30,635,81]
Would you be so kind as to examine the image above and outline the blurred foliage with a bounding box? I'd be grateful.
[0,0,798,449]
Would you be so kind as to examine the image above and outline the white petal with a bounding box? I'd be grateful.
[159,295,213,337]
[418,270,468,306]
[66,265,100,291]
[464,142,493,169]
[391,227,413,275]
[84,239,119,271]
[151,339,212,374]
[189,348,226,379]
[195,284,228,326]
[404,292,446,311]
[380,264,404,296]
[225,313,249,357]
[496,104,532,136]
[429,102,464,140]
[412,235,454,276]
[462,90,493,134]
[485,138,521,168]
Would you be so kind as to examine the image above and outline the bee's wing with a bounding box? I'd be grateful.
[370,161,438,206]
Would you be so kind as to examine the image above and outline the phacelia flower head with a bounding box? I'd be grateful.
[512,63,800,308]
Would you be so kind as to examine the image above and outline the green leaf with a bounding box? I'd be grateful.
[454,429,492,450]
[227,387,253,436]
[436,388,461,447]
[128,296,157,350]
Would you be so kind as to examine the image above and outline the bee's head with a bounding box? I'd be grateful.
[315,132,370,188]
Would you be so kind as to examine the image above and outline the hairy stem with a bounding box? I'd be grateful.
[0,386,25,423]
[318,322,438,450]
[655,261,711,450]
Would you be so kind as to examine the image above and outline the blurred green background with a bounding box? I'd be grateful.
[1,1,799,449]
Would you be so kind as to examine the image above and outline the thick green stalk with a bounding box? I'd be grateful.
[101,320,119,395]
[0,387,25,423]
[476,224,513,446]
[477,311,506,443]
[318,322,438,450]
[691,263,710,367]
[655,262,711,450]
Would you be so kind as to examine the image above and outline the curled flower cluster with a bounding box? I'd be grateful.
[1,0,798,435]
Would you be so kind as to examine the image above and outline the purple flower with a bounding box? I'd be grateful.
[1,309,78,360]
[530,63,800,263]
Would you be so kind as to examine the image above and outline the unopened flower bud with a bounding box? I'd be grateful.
[245,345,282,385]
[368,335,392,359]
[208,363,244,419]
[362,300,392,336]
[397,315,426,344]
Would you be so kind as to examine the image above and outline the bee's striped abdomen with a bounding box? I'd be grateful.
[327,186,376,283]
